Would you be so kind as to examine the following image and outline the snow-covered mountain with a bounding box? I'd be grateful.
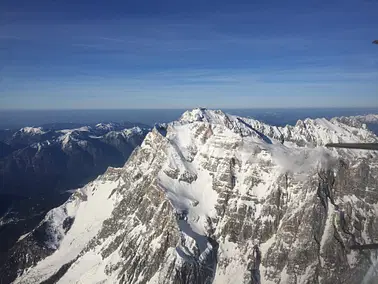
[4,108,378,284]
[335,114,378,136]
[1,125,149,196]
[341,114,378,124]
[0,124,149,274]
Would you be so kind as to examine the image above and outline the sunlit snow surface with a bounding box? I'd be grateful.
[14,179,121,283]
[14,109,378,284]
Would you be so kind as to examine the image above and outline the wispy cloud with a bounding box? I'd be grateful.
[1,0,377,109]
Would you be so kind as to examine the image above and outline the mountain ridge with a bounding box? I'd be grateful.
[4,108,378,284]
[0,123,150,273]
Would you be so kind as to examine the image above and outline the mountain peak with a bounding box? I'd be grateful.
[17,126,46,135]
[8,111,378,284]
[179,108,228,124]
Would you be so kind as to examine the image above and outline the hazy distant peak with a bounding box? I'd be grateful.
[17,127,46,135]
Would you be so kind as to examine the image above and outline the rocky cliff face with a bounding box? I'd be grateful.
[5,109,378,284]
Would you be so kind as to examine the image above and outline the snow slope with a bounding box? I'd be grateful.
[15,175,122,283]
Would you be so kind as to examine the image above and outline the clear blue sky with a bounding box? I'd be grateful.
[1,0,377,109]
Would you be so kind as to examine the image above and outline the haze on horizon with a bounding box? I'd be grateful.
[1,0,377,110]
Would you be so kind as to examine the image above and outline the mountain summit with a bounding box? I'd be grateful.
[4,109,378,284]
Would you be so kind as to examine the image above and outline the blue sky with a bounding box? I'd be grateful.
[1,0,377,109]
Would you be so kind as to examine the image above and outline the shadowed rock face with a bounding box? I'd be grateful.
[0,125,149,281]
[7,109,378,284]
[0,126,149,197]
[0,141,13,158]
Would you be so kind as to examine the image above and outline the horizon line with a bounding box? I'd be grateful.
[1,106,378,111]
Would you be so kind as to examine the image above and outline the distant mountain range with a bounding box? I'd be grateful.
[3,109,378,284]
[0,121,150,261]
[1,124,148,196]
[1,113,378,284]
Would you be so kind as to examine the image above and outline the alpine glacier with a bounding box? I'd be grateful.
[4,108,378,284]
